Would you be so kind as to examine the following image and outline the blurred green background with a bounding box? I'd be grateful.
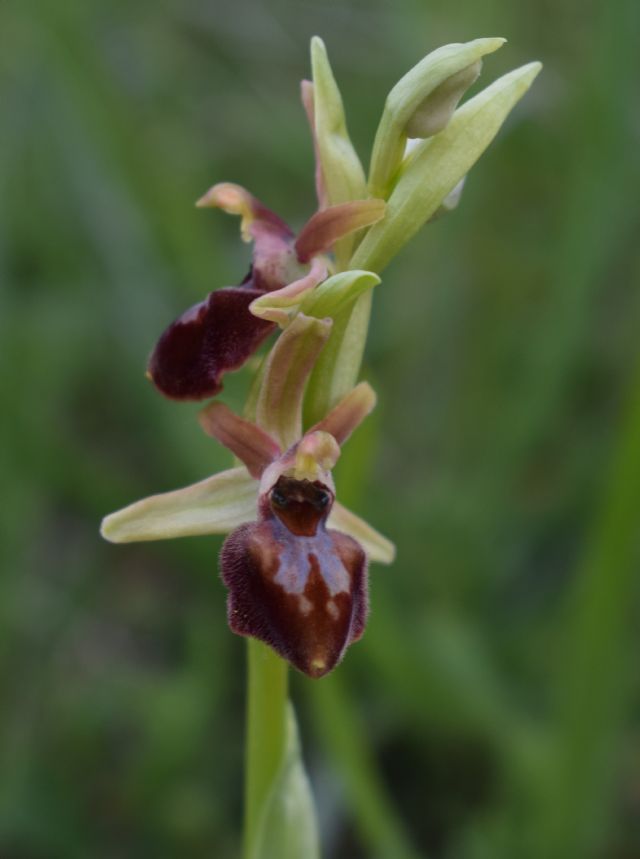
[2,0,640,857]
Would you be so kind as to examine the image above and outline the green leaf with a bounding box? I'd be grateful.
[250,703,320,859]
[368,37,505,198]
[100,467,258,542]
[353,61,542,274]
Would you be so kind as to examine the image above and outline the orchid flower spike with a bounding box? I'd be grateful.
[103,35,541,683]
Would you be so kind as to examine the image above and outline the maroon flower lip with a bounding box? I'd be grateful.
[147,284,276,400]
[221,474,368,678]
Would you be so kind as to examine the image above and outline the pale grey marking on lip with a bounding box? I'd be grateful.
[298,595,313,615]
[271,520,349,596]
[326,600,339,620]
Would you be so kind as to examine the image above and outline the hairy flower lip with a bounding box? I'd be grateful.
[220,498,368,678]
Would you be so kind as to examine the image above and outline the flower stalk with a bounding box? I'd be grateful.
[100,34,540,857]
[244,640,290,859]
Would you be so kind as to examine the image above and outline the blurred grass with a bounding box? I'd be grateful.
[2,0,640,857]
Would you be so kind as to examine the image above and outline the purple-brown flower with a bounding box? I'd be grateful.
[147,182,384,400]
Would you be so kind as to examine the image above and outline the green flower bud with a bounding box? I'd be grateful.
[368,37,505,198]
[353,61,543,274]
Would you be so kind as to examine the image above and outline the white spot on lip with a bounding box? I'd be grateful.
[272,528,350,596]
[326,600,339,620]
[298,595,312,616]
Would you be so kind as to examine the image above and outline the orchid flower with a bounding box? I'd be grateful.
[147,181,385,400]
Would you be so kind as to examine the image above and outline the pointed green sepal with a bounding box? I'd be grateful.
[353,61,542,273]
[368,37,505,198]
[311,36,367,206]
[329,502,396,564]
[100,467,258,543]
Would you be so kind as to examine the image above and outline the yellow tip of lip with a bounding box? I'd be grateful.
[310,657,327,675]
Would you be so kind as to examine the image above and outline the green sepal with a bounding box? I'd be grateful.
[100,467,258,543]
[329,501,395,564]
[368,37,505,198]
[353,61,542,274]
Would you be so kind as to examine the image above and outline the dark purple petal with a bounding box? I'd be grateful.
[148,286,275,401]
[220,477,368,677]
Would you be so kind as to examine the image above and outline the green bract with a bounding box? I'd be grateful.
[368,37,506,198]
[310,36,367,207]
[310,36,368,266]
[353,61,542,273]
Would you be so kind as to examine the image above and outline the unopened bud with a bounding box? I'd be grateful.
[405,60,482,138]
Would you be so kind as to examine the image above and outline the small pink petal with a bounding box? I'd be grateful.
[198,403,281,479]
[295,199,386,263]
[310,381,376,445]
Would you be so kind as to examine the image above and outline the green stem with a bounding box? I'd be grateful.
[244,639,288,859]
